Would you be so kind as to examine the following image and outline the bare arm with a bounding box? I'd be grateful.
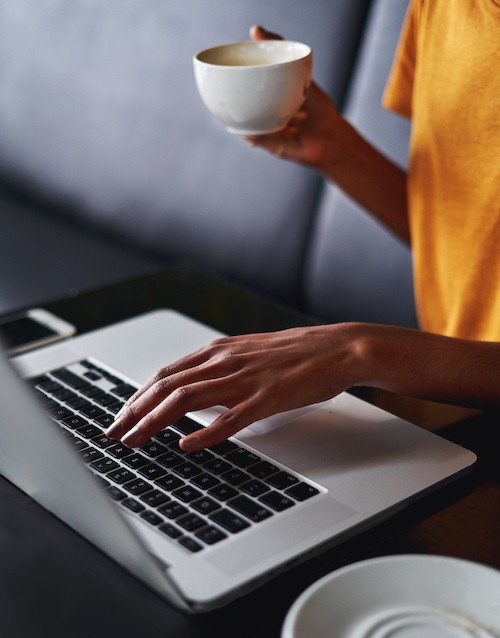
[105,324,500,451]
[245,26,410,242]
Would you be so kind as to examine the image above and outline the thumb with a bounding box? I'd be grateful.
[250,24,283,41]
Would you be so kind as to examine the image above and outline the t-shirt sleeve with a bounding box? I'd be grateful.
[382,0,419,120]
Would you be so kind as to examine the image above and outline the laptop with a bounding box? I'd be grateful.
[0,309,476,612]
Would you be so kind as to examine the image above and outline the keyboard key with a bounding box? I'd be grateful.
[172,462,202,480]
[121,497,146,514]
[123,478,152,496]
[67,396,92,410]
[106,467,135,484]
[79,404,106,419]
[62,415,89,430]
[224,449,261,468]
[285,482,320,501]
[91,434,117,449]
[93,393,118,408]
[240,480,270,498]
[51,387,77,402]
[209,440,238,456]
[194,525,227,546]
[158,501,188,519]
[191,472,221,490]
[122,453,150,470]
[266,471,299,490]
[171,486,202,503]
[159,523,183,539]
[155,474,185,492]
[79,385,105,399]
[178,536,203,553]
[139,441,167,458]
[140,489,170,508]
[38,379,64,394]
[84,370,102,381]
[108,443,135,459]
[259,491,295,511]
[156,451,184,468]
[185,449,215,464]
[106,485,127,501]
[138,463,168,481]
[177,513,206,532]
[67,436,89,452]
[48,405,74,420]
[74,423,102,439]
[191,496,220,515]
[94,413,115,428]
[203,458,232,475]
[111,383,137,399]
[209,509,250,533]
[90,457,120,474]
[30,374,52,388]
[208,483,239,502]
[140,510,163,526]
[107,401,124,414]
[220,468,251,485]
[51,368,88,389]
[247,460,279,479]
[78,448,104,464]
[153,429,181,446]
[228,495,272,522]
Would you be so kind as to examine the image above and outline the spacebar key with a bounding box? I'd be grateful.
[228,495,272,522]
[209,509,250,534]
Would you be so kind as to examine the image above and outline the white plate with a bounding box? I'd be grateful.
[282,555,500,638]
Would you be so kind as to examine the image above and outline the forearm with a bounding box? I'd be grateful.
[319,118,410,243]
[107,322,499,451]
[353,323,500,410]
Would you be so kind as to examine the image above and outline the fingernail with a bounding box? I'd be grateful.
[115,404,128,419]
[121,428,140,447]
[180,434,200,450]
[106,418,124,439]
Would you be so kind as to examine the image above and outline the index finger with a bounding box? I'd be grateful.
[250,25,283,41]
[115,345,213,418]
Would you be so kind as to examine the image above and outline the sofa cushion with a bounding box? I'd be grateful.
[0,0,370,307]
[303,0,417,327]
[0,190,164,315]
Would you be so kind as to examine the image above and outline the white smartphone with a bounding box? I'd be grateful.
[0,308,76,356]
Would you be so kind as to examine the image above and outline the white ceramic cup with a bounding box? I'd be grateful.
[193,40,312,135]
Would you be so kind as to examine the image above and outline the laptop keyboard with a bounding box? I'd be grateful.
[29,359,321,554]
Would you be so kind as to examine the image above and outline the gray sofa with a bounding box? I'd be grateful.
[0,0,417,328]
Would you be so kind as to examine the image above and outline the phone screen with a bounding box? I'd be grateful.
[0,316,57,350]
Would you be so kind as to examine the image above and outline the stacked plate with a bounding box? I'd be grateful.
[282,555,500,638]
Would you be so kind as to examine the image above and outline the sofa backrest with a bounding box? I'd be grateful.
[303,0,418,327]
[0,0,370,307]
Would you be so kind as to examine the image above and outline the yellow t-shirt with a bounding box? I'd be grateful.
[383,0,500,341]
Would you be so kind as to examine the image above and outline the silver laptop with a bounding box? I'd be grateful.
[0,309,476,612]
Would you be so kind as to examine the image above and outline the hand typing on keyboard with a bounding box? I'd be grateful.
[105,324,359,451]
[33,359,321,553]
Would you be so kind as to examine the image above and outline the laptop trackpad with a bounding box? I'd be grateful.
[246,400,334,434]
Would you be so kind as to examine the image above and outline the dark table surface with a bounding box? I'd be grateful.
[1,264,498,638]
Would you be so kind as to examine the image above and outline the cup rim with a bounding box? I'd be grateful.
[193,39,312,69]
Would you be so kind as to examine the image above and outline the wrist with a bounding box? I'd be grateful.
[316,116,359,179]
[327,322,379,390]
[340,322,402,392]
